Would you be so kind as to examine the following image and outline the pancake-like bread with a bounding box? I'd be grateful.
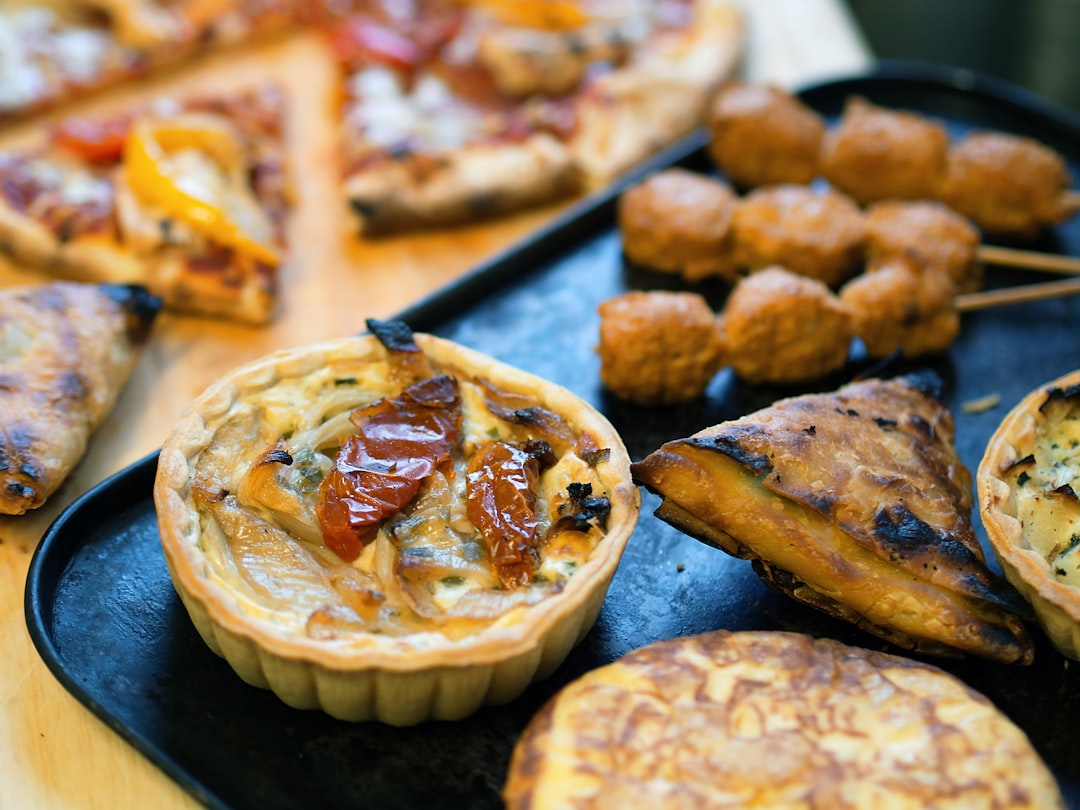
[504,631,1062,809]
[631,376,1033,663]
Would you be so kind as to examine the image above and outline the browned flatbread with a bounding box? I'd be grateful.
[504,630,1063,809]
[0,281,159,514]
[631,376,1033,663]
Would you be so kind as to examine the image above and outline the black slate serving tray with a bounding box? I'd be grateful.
[25,62,1080,809]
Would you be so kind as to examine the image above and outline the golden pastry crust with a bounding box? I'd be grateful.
[0,281,159,514]
[632,377,1033,663]
[979,369,1080,660]
[618,169,739,283]
[154,332,639,724]
[505,631,1062,810]
[597,290,726,405]
[731,184,866,286]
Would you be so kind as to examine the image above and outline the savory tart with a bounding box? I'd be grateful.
[632,376,1033,663]
[504,630,1064,810]
[979,369,1080,660]
[154,322,639,724]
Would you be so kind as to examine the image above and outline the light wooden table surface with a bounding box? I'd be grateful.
[0,3,870,807]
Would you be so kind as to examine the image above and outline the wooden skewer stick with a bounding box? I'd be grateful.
[978,245,1080,275]
[956,276,1080,312]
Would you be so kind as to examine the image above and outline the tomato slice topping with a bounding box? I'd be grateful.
[53,114,132,165]
[316,375,462,562]
[466,441,543,589]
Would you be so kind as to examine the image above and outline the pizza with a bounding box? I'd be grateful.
[0,280,160,514]
[0,0,357,121]
[329,0,743,234]
[0,82,290,324]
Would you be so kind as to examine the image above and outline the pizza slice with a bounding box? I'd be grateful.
[330,0,742,235]
[0,280,160,515]
[0,0,329,121]
[0,83,290,324]
[631,376,1034,664]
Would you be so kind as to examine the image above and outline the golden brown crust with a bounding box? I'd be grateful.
[0,281,159,514]
[631,377,1033,663]
[504,631,1063,810]
[597,290,726,405]
[839,253,960,358]
[617,169,739,282]
[731,185,866,287]
[154,333,639,723]
[722,266,853,385]
[820,96,950,205]
[979,369,1080,660]
[707,81,825,187]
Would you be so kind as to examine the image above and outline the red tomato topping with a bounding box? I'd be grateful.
[316,374,462,562]
[466,441,543,589]
[52,114,132,165]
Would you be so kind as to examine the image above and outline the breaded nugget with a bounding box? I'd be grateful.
[820,96,949,204]
[865,199,982,293]
[732,184,865,286]
[938,131,1073,240]
[618,169,739,282]
[597,290,726,405]
[722,265,853,385]
[504,631,1060,810]
[840,253,959,358]
[707,81,825,187]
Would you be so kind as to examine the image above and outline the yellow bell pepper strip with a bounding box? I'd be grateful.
[464,0,589,31]
[123,115,279,265]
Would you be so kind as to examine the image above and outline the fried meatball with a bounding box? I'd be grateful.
[820,96,949,205]
[865,200,982,293]
[938,131,1073,240]
[722,266,853,385]
[707,82,826,188]
[597,290,727,405]
[840,253,959,359]
[732,184,866,286]
[618,169,739,282]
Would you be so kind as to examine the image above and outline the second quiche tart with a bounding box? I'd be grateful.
[153,323,639,724]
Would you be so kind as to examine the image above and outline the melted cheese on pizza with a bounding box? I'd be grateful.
[190,356,613,643]
[1005,388,1080,587]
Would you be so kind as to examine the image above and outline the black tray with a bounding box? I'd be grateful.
[26,62,1080,809]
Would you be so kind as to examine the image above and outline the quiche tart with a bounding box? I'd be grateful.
[154,323,639,724]
[979,369,1080,660]
[504,630,1063,809]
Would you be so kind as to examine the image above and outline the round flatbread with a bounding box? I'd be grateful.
[504,630,1062,809]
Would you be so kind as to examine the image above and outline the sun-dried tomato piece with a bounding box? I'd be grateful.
[316,374,461,561]
[466,441,544,589]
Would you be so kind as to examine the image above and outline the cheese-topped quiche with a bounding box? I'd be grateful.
[632,376,1033,663]
[504,631,1064,810]
[154,322,639,724]
[979,369,1080,660]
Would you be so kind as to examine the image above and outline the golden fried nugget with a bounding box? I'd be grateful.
[707,81,825,187]
[840,253,959,358]
[865,199,982,293]
[505,631,1059,810]
[597,290,726,405]
[731,184,865,286]
[939,131,1073,240]
[820,96,949,204]
[722,265,853,385]
[618,169,739,282]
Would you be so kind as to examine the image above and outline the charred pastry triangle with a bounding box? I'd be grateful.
[632,376,1034,664]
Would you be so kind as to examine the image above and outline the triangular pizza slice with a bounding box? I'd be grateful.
[0,83,290,323]
[0,280,160,514]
